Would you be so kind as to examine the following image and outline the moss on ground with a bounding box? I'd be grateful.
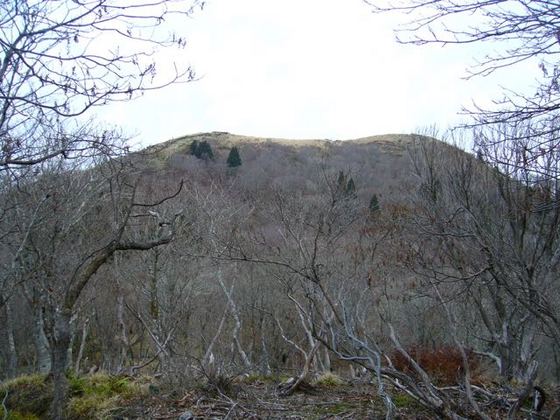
[0,374,51,419]
[66,394,121,420]
[0,373,147,420]
[67,373,147,419]
[0,410,40,420]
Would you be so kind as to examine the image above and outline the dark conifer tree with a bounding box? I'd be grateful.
[227,146,242,168]
[369,194,380,213]
[334,171,357,200]
[197,140,214,161]
[345,178,357,198]
[336,171,347,192]
[189,140,200,157]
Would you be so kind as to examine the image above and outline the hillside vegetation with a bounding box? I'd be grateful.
[1,132,559,418]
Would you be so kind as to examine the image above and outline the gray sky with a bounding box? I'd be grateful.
[96,0,537,147]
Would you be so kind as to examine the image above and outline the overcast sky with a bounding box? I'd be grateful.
[96,0,537,147]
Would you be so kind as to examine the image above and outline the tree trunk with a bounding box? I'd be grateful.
[321,346,331,372]
[259,318,272,375]
[116,294,131,371]
[3,298,18,378]
[33,305,51,374]
[216,269,251,370]
[202,304,228,368]
[66,317,75,372]
[74,318,89,374]
[279,342,320,396]
[50,309,72,420]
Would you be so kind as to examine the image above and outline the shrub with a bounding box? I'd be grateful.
[391,345,480,385]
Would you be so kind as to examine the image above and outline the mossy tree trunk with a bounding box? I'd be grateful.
[50,308,72,420]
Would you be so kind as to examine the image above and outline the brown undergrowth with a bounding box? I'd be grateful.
[1,371,558,419]
[391,346,482,386]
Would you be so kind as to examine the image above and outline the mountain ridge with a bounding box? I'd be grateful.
[136,131,441,168]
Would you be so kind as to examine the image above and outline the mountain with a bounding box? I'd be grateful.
[134,131,447,206]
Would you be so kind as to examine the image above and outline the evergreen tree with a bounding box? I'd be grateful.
[227,146,242,168]
[189,140,200,157]
[335,171,357,199]
[336,171,347,192]
[346,178,356,198]
[369,194,380,213]
[197,140,214,161]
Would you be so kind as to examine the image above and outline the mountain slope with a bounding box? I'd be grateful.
[133,132,453,206]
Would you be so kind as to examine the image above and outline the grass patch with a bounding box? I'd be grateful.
[67,394,120,420]
[0,373,147,420]
[69,372,140,398]
[0,410,40,420]
[313,372,347,388]
[277,374,293,382]
[67,373,147,419]
[390,391,428,413]
[0,374,51,418]
[392,393,418,408]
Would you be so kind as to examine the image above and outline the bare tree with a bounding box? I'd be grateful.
[368,0,560,174]
[231,160,547,418]
[0,1,203,390]
[0,1,202,336]
[190,182,254,372]
[230,175,404,410]
[0,0,202,170]
[3,146,183,418]
[120,235,198,377]
[406,130,560,380]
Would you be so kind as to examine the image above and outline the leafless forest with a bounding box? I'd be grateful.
[2,1,560,419]
[2,131,560,418]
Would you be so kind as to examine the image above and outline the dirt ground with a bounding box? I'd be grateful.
[123,382,421,419]
[116,379,558,419]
